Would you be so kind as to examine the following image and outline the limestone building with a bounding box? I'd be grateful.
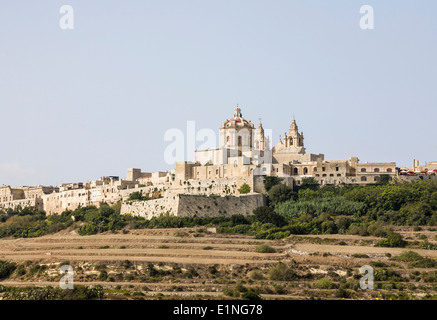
[1,106,434,217]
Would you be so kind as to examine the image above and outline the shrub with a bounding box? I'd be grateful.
[268,263,297,281]
[247,270,264,280]
[241,290,262,300]
[314,277,334,289]
[255,244,276,253]
[409,258,437,268]
[393,251,423,262]
[0,261,17,280]
[375,232,407,248]
[264,177,283,191]
[238,183,251,194]
[253,206,287,227]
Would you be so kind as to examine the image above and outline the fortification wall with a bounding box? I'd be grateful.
[120,193,266,219]
[176,193,266,217]
[170,176,254,196]
[120,195,179,219]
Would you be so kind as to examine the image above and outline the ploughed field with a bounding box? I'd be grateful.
[0,227,436,300]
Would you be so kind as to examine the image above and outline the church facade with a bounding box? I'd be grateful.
[172,106,397,191]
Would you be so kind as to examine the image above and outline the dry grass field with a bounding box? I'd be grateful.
[0,227,436,300]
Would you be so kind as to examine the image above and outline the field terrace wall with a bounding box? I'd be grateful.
[120,193,267,219]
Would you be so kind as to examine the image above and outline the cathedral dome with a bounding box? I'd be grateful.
[221,106,254,129]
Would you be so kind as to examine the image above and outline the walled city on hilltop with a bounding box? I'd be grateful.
[1,107,436,218]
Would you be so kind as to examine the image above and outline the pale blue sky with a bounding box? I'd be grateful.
[1,1,436,186]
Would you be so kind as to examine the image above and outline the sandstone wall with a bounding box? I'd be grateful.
[120,193,266,219]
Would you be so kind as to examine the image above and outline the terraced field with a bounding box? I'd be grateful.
[0,227,436,300]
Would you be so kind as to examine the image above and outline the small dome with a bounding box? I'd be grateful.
[221,106,254,129]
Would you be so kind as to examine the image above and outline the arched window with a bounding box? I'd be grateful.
[238,136,242,146]
[361,176,367,182]
[361,168,367,172]
[303,167,308,175]
[293,168,298,175]
[374,168,380,173]
[322,174,327,177]
[314,167,317,172]
[374,176,380,181]
[387,168,392,173]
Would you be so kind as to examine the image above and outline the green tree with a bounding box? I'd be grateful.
[253,206,287,227]
[238,183,251,194]
[264,176,283,191]
[268,184,295,205]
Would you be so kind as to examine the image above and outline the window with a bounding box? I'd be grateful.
[336,167,339,172]
[314,167,317,172]
[330,174,334,177]
[322,174,327,177]
[216,169,219,174]
[238,136,242,146]
[276,168,279,172]
[374,168,380,173]
[387,168,392,173]
[337,174,341,177]
[293,168,298,175]
[322,167,326,172]
[361,168,367,172]
[374,176,380,181]
[303,167,308,175]
[361,176,367,182]
[234,161,238,167]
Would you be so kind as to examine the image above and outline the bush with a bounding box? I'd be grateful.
[247,270,264,280]
[393,251,423,262]
[238,183,251,194]
[0,261,17,280]
[2,285,104,300]
[375,232,407,248]
[255,244,276,253]
[253,207,287,227]
[241,290,262,300]
[409,258,437,268]
[314,277,334,289]
[264,177,283,191]
[268,263,297,281]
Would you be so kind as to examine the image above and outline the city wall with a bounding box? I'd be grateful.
[120,193,266,219]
